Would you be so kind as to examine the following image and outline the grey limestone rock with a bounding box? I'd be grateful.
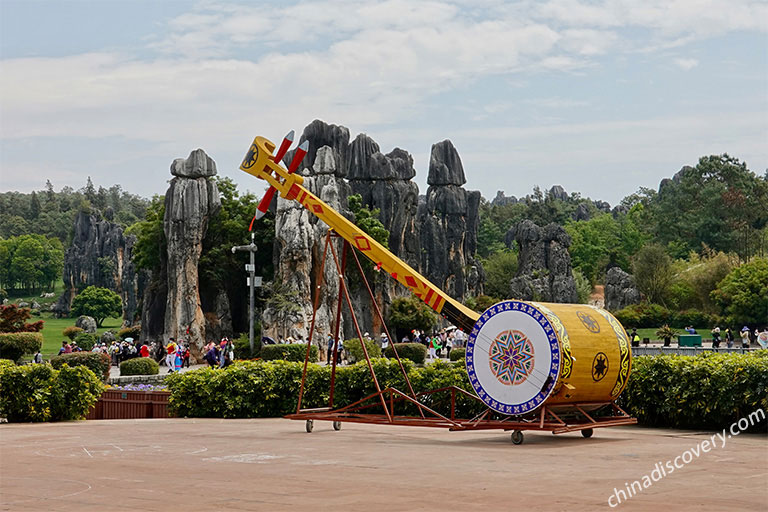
[548,185,568,201]
[508,220,577,303]
[267,120,484,339]
[76,315,97,333]
[594,200,611,213]
[492,191,518,206]
[52,210,143,326]
[162,149,221,360]
[170,148,217,178]
[573,202,591,221]
[604,267,642,311]
[428,140,466,186]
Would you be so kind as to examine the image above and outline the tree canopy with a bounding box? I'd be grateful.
[71,286,122,327]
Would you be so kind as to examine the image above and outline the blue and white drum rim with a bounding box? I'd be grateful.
[465,300,561,415]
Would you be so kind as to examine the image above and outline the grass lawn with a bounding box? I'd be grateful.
[38,313,123,357]
[635,327,709,341]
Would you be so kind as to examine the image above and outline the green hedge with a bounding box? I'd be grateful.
[614,304,720,330]
[449,347,466,361]
[117,325,141,340]
[0,332,43,363]
[166,358,481,419]
[260,343,318,362]
[383,343,426,364]
[344,338,381,363]
[62,326,84,340]
[166,353,768,432]
[73,332,98,351]
[0,363,104,422]
[120,357,159,376]
[620,352,768,431]
[51,352,111,382]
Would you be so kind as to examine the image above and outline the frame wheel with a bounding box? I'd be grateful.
[581,428,594,438]
[333,421,342,431]
[510,430,524,445]
[305,419,314,433]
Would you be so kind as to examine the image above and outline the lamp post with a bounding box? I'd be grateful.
[231,232,261,356]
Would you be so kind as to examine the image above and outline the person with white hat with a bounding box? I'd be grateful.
[740,327,751,348]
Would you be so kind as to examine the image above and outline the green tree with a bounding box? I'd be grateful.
[632,244,674,305]
[71,286,122,327]
[648,155,768,261]
[388,296,437,333]
[29,191,41,220]
[127,196,166,271]
[348,194,389,248]
[710,258,768,326]
[481,250,518,299]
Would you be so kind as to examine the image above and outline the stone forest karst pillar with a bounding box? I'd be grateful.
[163,149,220,359]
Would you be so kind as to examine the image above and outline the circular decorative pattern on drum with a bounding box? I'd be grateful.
[591,352,609,382]
[466,300,561,415]
[488,330,535,385]
[577,311,600,333]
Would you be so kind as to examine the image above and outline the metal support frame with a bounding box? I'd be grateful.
[288,230,637,437]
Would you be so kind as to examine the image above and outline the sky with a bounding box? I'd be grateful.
[1,0,766,207]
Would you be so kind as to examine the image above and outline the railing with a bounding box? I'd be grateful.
[632,346,759,357]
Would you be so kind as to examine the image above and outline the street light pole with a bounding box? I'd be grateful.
[231,232,261,356]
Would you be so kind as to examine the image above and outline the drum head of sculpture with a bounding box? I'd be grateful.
[466,300,560,415]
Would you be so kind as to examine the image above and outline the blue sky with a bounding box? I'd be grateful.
[1,0,766,206]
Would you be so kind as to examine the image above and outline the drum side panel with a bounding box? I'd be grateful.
[532,303,632,405]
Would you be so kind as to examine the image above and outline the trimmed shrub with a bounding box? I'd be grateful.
[0,332,43,362]
[0,363,104,422]
[620,352,768,432]
[51,352,111,382]
[614,303,672,328]
[383,343,426,364]
[117,325,141,340]
[344,338,381,363]
[73,331,98,351]
[671,309,716,329]
[120,357,159,376]
[63,326,84,340]
[449,347,466,361]
[234,332,261,359]
[260,343,318,363]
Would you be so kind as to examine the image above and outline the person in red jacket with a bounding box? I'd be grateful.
[140,343,150,358]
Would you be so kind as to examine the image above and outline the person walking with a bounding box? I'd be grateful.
[711,326,721,349]
[204,342,219,368]
[630,329,640,347]
[725,328,734,348]
[427,335,437,361]
[326,334,334,364]
[380,333,389,354]
[740,327,751,349]
[165,338,177,373]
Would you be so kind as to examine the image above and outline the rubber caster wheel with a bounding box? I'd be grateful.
[333,421,342,431]
[305,419,314,433]
[511,430,524,445]
[581,428,594,438]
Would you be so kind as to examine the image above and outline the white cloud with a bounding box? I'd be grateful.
[1,0,766,203]
[674,57,699,70]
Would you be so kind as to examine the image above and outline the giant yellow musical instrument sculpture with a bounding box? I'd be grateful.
[240,133,635,444]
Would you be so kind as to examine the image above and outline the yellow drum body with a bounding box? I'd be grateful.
[465,300,631,415]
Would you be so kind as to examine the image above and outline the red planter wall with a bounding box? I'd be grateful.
[86,389,171,420]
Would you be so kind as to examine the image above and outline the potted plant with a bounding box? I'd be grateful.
[656,325,679,347]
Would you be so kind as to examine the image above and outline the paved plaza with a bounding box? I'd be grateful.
[1,418,766,511]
